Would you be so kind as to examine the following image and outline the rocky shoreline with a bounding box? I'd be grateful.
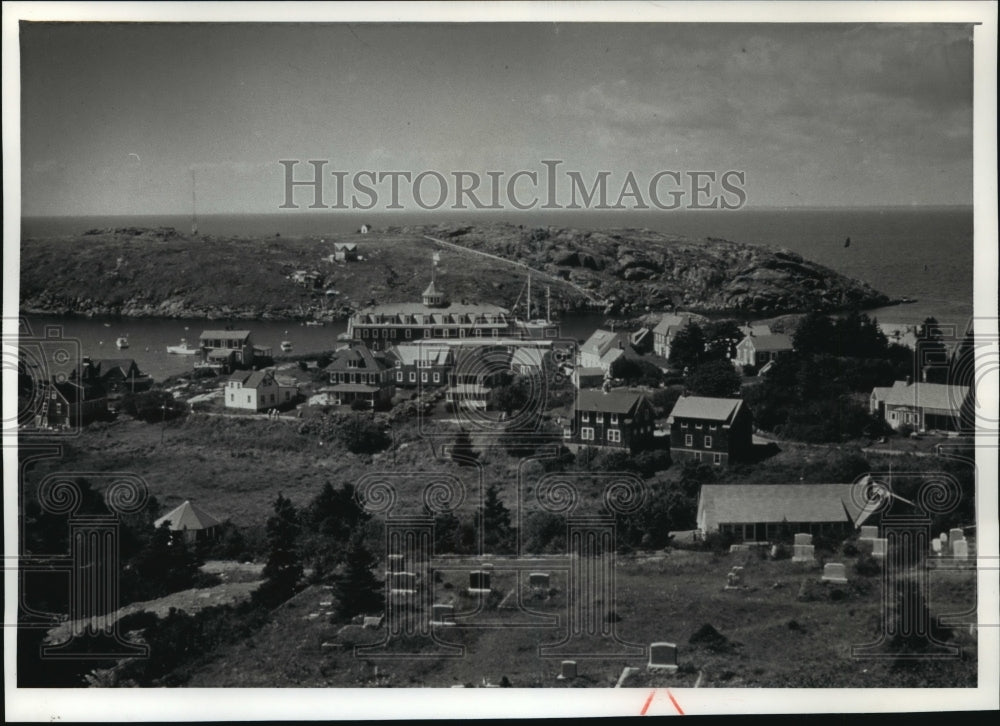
[20,222,894,322]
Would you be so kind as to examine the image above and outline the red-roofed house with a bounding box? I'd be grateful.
[564,388,656,452]
[667,395,753,466]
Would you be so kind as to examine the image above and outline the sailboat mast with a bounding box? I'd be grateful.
[546,286,551,323]
[191,168,198,236]
[526,273,532,320]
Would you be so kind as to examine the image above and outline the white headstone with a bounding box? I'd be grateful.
[529,572,550,588]
[821,562,848,584]
[794,533,813,545]
[940,532,949,544]
[557,660,577,680]
[931,538,943,555]
[860,526,879,539]
[792,544,815,562]
[949,528,965,543]
[390,571,417,592]
[871,538,888,558]
[952,539,969,560]
[648,642,679,672]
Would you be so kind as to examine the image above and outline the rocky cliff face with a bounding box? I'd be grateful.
[412,223,891,317]
[19,222,891,320]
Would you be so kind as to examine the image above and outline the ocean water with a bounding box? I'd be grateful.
[19,206,975,378]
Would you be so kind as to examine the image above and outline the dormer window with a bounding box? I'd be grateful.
[610,413,619,425]
[581,412,590,423]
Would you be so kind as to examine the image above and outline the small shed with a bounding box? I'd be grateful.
[154,500,223,543]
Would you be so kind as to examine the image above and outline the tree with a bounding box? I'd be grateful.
[332,529,383,620]
[792,311,835,356]
[120,390,188,423]
[703,320,743,361]
[916,317,949,384]
[493,376,530,418]
[668,322,705,370]
[685,358,741,397]
[254,493,303,608]
[338,414,391,454]
[476,483,515,554]
[451,430,478,464]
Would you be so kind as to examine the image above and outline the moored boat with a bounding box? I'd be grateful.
[166,338,199,355]
[115,336,129,349]
[280,341,294,352]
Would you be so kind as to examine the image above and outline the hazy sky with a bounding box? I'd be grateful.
[19,22,973,216]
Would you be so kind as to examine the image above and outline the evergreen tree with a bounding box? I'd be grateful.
[332,528,383,620]
[792,311,835,356]
[476,483,515,554]
[685,358,741,397]
[254,493,303,608]
[668,322,705,370]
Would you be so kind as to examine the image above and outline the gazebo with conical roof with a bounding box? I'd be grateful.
[154,500,223,543]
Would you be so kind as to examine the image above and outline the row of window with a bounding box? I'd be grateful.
[684,434,714,448]
[679,422,718,430]
[333,373,382,385]
[690,451,724,465]
[576,427,622,443]
[580,411,619,425]
[396,371,442,383]
[358,327,501,339]
[889,411,919,424]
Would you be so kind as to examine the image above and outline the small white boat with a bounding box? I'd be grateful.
[115,336,129,349]
[280,341,294,353]
[305,320,324,327]
[167,338,198,355]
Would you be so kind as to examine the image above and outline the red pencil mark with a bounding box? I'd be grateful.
[666,689,685,715]
[640,690,655,715]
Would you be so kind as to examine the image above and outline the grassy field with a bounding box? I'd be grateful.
[182,550,977,688]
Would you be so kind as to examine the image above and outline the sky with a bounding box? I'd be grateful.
[18,20,974,216]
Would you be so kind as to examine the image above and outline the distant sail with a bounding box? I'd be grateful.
[844,237,851,248]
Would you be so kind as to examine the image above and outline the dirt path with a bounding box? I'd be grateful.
[422,234,606,306]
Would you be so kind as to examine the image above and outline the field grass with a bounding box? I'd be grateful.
[182,550,977,688]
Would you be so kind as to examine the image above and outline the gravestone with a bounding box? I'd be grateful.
[729,543,750,553]
[386,554,404,573]
[821,562,848,584]
[529,572,550,589]
[770,544,780,558]
[724,566,745,590]
[390,571,417,593]
[480,562,494,570]
[431,603,455,625]
[792,544,815,562]
[468,570,491,592]
[952,539,969,560]
[860,525,879,539]
[871,538,888,558]
[939,532,949,544]
[647,642,679,672]
[931,538,943,555]
[949,528,965,544]
[794,533,813,545]
[556,660,577,680]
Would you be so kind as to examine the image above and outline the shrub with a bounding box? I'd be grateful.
[854,553,881,576]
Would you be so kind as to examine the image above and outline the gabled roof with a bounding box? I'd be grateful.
[154,500,222,531]
[52,379,105,403]
[511,347,545,368]
[740,324,773,337]
[575,388,648,415]
[200,330,252,341]
[326,344,392,372]
[872,380,969,413]
[740,334,793,351]
[653,313,693,337]
[667,395,745,424]
[579,329,619,358]
[698,484,862,526]
[334,242,357,251]
[422,280,441,297]
[386,343,453,366]
[229,370,273,388]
